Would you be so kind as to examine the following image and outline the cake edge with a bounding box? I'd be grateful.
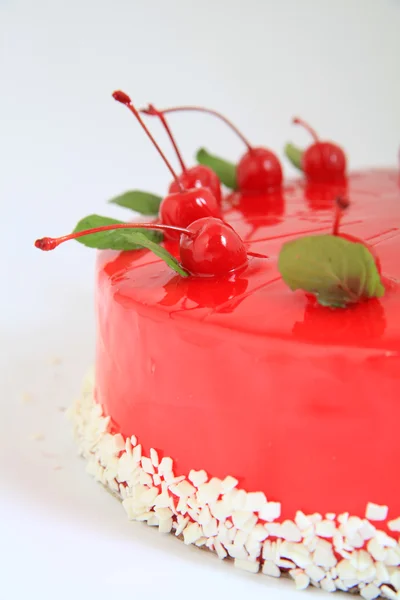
[68,369,400,599]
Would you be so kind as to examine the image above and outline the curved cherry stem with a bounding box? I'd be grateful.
[293,117,320,143]
[142,104,187,173]
[332,196,350,236]
[153,105,253,151]
[35,222,193,251]
[247,250,268,258]
[112,91,184,191]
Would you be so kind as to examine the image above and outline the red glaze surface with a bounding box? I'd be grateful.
[169,165,222,205]
[237,147,283,193]
[159,187,221,240]
[302,142,347,183]
[95,170,400,521]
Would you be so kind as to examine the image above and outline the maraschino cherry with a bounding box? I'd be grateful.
[180,217,249,276]
[35,217,257,277]
[332,196,381,273]
[149,105,283,194]
[293,117,347,183]
[112,91,220,240]
[141,104,222,204]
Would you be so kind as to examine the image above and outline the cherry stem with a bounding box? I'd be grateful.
[112,91,184,191]
[35,222,192,251]
[247,251,268,259]
[142,104,187,173]
[332,196,350,236]
[293,117,320,143]
[152,105,253,151]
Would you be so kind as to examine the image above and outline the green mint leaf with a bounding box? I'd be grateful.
[73,214,162,250]
[278,234,385,308]
[73,215,187,276]
[284,142,303,171]
[130,232,189,277]
[109,190,162,215]
[196,147,237,190]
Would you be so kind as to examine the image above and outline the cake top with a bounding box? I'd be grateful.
[96,169,399,351]
[35,91,399,350]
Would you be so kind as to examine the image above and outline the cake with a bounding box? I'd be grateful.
[36,92,400,598]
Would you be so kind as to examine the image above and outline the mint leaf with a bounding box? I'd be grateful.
[109,190,162,215]
[284,142,303,171]
[278,234,385,308]
[72,214,187,277]
[73,214,162,250]
[130,232,189,277]
[196,148,237,190]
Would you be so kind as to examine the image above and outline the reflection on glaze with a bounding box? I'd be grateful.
[227,190,285,222]
[95,170,400,521]
[225,190,286,241]
[303,180,349,210]
[159,273,249,313]
[292,297,387,345]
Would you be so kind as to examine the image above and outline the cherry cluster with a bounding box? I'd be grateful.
[107,91,251,276]
[36,91,349,278]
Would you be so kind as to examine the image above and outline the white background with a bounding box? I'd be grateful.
[1,1,400,598]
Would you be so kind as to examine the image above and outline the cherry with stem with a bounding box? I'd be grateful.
[291,117,347,184]
[143,104,283,194]
[141,103,222,203]
[112,91,220,238]
[35,217,266,277]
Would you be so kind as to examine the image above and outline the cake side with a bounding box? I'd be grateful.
[79,169,400,597]
[71,370,400,597]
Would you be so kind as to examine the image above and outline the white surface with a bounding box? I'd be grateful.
[1,0,400,598]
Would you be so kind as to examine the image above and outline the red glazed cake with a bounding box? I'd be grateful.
[69,170,400,597]
[37,95,400,598]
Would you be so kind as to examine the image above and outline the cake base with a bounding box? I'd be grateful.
[69,371,400,598]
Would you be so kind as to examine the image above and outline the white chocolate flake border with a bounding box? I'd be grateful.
[69,370,400,599]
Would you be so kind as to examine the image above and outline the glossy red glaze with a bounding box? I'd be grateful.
[159,187,220,240]
[180,217,248,277]
[237,147,283,193]
[303,142,347,183]
[304,180,348,210]
[96,170,400,521]
[227,190,285,222]
[169,165,222,204]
